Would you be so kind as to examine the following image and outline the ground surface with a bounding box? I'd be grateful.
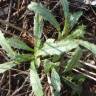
[0,0,96,96]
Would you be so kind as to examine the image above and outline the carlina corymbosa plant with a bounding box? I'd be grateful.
[0,0,96,96]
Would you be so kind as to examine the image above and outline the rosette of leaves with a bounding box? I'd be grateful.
[1,0,96,96]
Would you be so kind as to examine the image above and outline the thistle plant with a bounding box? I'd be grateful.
[0,0,96,96]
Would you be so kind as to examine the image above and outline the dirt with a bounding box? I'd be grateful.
[0,0,96,96]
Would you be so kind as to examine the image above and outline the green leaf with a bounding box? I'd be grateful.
[51,68,61,95]
[79,40,96,55]
[0,61,17,73]
[64,47,82,72]
[34,13,43,39]
[66,25,85,39]
[28,2,60,32]
[30,61,43,96]
[0,30,15,58]
[34,13,43,51]
[70,11,83,30]
[35,58,41,67]
[15,54,34,62]
[63,76,82,95]
[60,0,70,36]
[37,39,79,56]
[62,18,70,36]
[44,59,59,73]
[7,36,33,51]
[60,0,69,18]
[60,0,83,37]
[51,55,61,62]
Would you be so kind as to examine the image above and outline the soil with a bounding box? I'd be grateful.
[0,0,96,96]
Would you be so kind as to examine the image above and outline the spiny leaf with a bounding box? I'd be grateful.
[70,11,83,29]
[60,0,70,36]
[7,36,33,51]
[34,13,43,51]
[34,13,43,39]
[62,17,70,36]
[63,76,82,95]
[64,47,82,72]
[37,39,79,56]
[66,25,85,39]
[44,59,59,73]
[0,30,15,58]
[60,0,69,18]
[0,61,16,73]
[28,2,60,32]
[79,40,96,55]
[30,61,43,96]
[51,68,61,95]
[14,54,34,62]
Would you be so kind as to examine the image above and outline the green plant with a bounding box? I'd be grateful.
[0,0,96,96]
[27,0,96,95]
[27,1,84,95]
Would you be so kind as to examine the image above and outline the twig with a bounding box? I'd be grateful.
[73,68,96,81]
[51,1,60,11]
[6,0,13,31]
[80,60,96,70]
[6,70,11,96]
[47,74,54,96]
[11,76,29,96]
[0,19,26,32]
[78,67,96,77]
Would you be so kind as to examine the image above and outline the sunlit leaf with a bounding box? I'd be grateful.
[30,61,43,96]
[64,47,82,72]
[60,0,70,36]
[70,11,83,29]
[0,30,15,58]
[66,25,85,39]
[37,39,79,56]
[15,54,34,62]
[63,76,82,95]
[51,68,61,95]
[0,61,17,73]
[60,0,83,37]
[44,59,59,73]
[28,2,60,32]
[34,13,43,51]
[60,0,69,18]
[79,40,96,55]
[34,13,43,39]
[7,36,33,51]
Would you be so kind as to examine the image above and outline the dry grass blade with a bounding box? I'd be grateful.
[74,68,96,81]
[80,61,96,70]
[0,19,26,32]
